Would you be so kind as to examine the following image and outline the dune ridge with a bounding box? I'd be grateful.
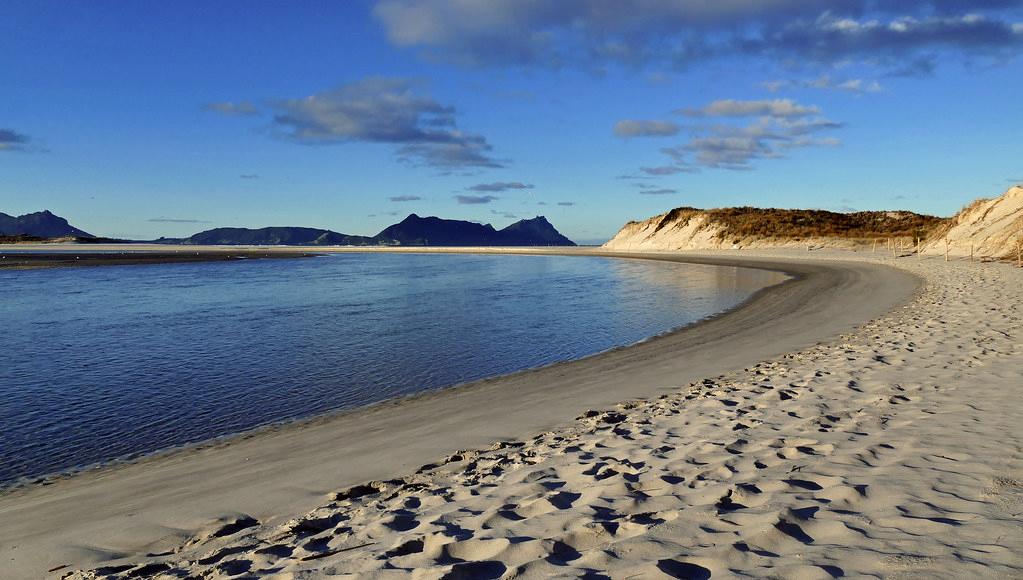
[924,185,1023,259]
[604,186,1023,262]
[602,207,944,252]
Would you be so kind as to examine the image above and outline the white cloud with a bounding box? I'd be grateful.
[634,98,842,172]
[270,78,501,168]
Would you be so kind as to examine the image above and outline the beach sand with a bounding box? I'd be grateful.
[1,248,1020,578]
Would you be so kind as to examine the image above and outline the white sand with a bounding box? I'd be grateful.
[924,185,1023,259]
[2,248,1020,578]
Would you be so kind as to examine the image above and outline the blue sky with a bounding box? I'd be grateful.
[2,1,1021,243]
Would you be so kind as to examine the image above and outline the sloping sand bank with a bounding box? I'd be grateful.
[0,249,315,269]
[0,250,939,577]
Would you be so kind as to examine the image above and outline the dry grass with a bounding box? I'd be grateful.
[0,234,46,243]
[696,207,947,242]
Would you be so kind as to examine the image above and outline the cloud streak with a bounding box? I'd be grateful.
[389,195,423,202]
[680,99,819,118]
[147,218,213,224]
[455,194,498,204]
[203,101,259,116]
[613,120,680,137]
[762,75,883,94]
[640,165,693,176]
[468,181,534,192]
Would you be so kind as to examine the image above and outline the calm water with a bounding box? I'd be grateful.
[0,254,784,485]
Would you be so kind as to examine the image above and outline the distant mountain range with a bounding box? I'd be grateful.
[373,214,575,246]
[0,210,576,247]
[161,214,574,247]
[167,227,378,247]
[0,210,94,238]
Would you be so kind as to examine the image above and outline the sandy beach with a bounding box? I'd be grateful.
[1,248,1020,578]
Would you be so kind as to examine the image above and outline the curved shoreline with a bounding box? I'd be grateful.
[0,249,920,578]
[0,253,783,492]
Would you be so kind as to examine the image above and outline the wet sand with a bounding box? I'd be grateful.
[0,247,315,269]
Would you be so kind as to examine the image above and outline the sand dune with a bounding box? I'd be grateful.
[2,248,1020,578]
[925,185,1023,259]
[602,208,944,253]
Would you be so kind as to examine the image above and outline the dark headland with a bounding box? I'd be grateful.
[157,214,576,247]
[0,211,576,269]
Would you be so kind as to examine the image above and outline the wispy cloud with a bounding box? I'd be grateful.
[557,201,576,206]
[0,128,31,152]
[389,195,423,202]
[613,119,680,138]
[639,188,678,195]
[490,209,519,219]
[374,1,1023,72]
[468,181,534,192]
[632,98,841,173]
[640,165,693,176]
[147,218,213,224]
[270,77,501,169]
[203,101,259,116]
[762,75,883,94]
[240,173,260,179]
[680,99,819,118]
[752,12,1023,66]
[455,194,498,204]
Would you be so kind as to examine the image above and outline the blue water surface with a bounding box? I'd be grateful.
[0,253,783,485]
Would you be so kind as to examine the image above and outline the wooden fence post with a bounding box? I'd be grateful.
[945,237,949,262]
[970,242,974,262]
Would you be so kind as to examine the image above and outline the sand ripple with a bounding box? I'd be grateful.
[67,252,1023,578]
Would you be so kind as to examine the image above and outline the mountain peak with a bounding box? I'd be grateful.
[376,214,574,246]
[0,209,93,238]
[499,215,575,246]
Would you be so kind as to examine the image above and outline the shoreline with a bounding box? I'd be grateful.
[0,249,921,578]
[0,256,788,493]
[0,248,317,269]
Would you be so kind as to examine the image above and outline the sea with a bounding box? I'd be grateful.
[0,253,785,486]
